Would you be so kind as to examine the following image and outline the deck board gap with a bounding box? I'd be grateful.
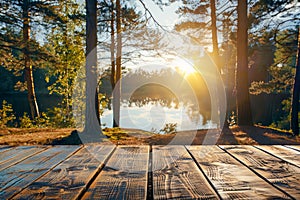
[218,146,295,200]
[146,145,153,200]
[0,146,14,153]
[0,146,49,171]
[253,145,300,168]
[284,145,300,152]
[9,145,83,199]
[76,145,117,200]
[185,145,222,200]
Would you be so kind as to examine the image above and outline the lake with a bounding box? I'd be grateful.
[101,100,217,133]
[73,66,218,133]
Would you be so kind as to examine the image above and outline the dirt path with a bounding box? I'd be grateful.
[0,126,299,145]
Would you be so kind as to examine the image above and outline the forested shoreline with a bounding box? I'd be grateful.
[0,0,299,135]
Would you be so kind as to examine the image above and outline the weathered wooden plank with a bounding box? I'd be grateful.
[0,146,47,171]
[221,145,300,199]
[285,145,300,152]
[0,145,13,153]
[152,145,218,200]
[188,145,288,199]
[0,145,80,199]
[83,146,149,200]
[255,145,300,167]
[13,145,115,199]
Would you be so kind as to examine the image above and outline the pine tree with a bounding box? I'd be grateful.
[0,0,65,119]
[290,27,300,135]
[236,0,253,126]
[98,0,150,128]
[84,0,102,138]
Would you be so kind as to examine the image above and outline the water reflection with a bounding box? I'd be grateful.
[101,81,216,132]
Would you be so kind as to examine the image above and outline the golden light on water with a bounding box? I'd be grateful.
[172,57,196,77]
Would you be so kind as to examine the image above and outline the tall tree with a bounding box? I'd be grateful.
[210,0,219,68]
[110,0,116,90]
[98,0,147,127]
[236,0,253,125]
[0,0,65,119]
[45,0,85,127]
[113,0,122,127]
[22,0,40,118]
[250,29,298,129]
[291,27,300,135]
[84,0,102,136]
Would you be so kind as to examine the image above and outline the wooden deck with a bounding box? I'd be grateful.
[0,145,299,199]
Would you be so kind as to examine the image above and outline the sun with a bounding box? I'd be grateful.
[172,57,196,76]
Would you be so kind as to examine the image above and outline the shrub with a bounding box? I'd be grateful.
[160,123,177,134]
[46,106,75,128]
[19,112,51,128]
[0,100,16,128]
[19,112,34,128]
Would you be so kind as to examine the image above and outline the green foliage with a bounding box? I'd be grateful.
[46,106,75,128]
[250,28,298,130]
[160,123,177,134]
[98,93,110,116]
[35,113,51,128]
[102,127,129,140]
[269,99,291,130]
[43,0,85,128]
[19,112,51,128]
[227,111,237,127]
[250,29,298,95]
[250,65,295,95]
[0,100,16,128]
[249,0,299,29]
[19,113,34,128]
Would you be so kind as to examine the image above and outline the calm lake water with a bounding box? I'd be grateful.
[98,67,218,132]
[101,101,217,132]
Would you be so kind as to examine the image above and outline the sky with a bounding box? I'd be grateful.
[140,0,181,29]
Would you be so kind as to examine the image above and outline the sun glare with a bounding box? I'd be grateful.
[172,58,196,76]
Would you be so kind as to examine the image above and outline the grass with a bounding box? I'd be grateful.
[0,125,299,145]
[102,127,130,141]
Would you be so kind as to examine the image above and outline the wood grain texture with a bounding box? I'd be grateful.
[13,145,115,200]
[255,145,300,167]
[0,146,47,171]
[188,145,288,199]
[152,145,218,200]
[285,145,300,151]
[0,146,12,152]
[221,145,300,199]
[83,146,149,200]
[0,145,80,199]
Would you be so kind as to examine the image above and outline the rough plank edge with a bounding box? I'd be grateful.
[83,145,149,199]
[218,145,295,200]
[254,145,300,168]
[285,145,300,152]
[185,145,222,200]
[0,146,49,171]
[75,145,117,199]
[9,145,83,199]
[0,146,14,153]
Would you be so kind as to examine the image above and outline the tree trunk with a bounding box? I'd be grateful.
[291,27,300,135]
[210,0,225,128]
[110,0,118,127]
[210,0,219,68]
[113,0,122,127]
[236,0,253,126]
[23,0,40,119]
[110,0,116,89]
[84,0,102,136]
